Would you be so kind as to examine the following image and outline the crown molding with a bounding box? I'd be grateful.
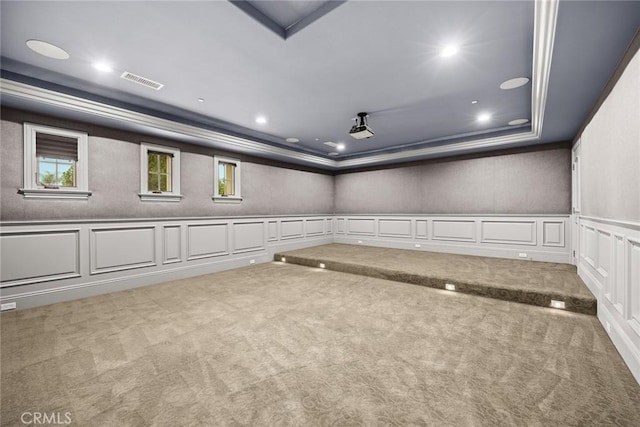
[0,0,558,170]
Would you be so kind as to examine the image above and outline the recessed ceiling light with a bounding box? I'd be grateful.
[336,143,345,151]
[441,45,459,57]
[508,118,529,126]
[93,62,113,73]
[255,116,267,124]
[477,113,491,123]
[26,39,69,60]
[197,98,205,103]
[323,141,337,148]
[285,137,299,143]
[500,77,530,90]
[471,100,479,104]
[328,152,339,156]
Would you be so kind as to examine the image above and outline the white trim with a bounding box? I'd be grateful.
[213,155,242,202]
[0,1,559,170]
[17,189,92,200]
[139,142,182,201]
[21,123,90,199]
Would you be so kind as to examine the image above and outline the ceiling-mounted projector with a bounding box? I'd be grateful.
[349,112,374,139]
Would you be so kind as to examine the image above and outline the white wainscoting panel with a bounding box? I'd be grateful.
[610,234,626,315]
[187,223,228,260]
[629,238,640,336]
[481,220,536,245]
[268,221,278,242]
[347,218,376,236]
[577,216,640,385]
[0,230,80,286]
[432,220,476,242]
[378,219,412,238]
[281,220,304,240]
[306,219,325,237]
[233,221,264,254]
[326,218,333,233]
[543,221,565,247]
[0,215,334,310]
[91,226,156,274]
[416,220,428,239]
[333,215,570,264]
[163,225,181,264]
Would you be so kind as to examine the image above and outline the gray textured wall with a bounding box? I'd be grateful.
[334,148,572,214]
[580,49,640,222]
[0,110,334,221]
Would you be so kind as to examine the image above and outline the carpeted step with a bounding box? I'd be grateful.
[274,244,597,316]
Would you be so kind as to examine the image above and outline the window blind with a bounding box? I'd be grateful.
[36,133,78,161]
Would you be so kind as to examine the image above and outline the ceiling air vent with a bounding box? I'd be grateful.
[120,71,164,90]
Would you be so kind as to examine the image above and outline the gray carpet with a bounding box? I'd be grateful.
[2,262,639,426]
[276,244,597,315]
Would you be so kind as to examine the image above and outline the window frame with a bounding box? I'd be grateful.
[139,142,182,202]
[19,123,91,200]
[213,155,242,203]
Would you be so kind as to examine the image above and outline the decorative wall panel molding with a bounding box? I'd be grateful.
[281,220,304,240]
[306,219,325,237]
[542,220,565,247]
[378,219,412,238]
[90,226,156,274]
[334,215,570,264]
[187,223,228,260]
[268,221,278,241]
[577,216,640,384]
[163,225,182,264]
[0,229,80,286]
[432,220,476,242]
[480,220,536,245]
[233,221,264,254]
[347,218,376,236]
[416,220,428,239]
[0,215,333,309]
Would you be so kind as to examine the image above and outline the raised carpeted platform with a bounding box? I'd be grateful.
[274,244,596,315]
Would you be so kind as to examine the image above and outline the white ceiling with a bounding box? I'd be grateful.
[1,1,639,170]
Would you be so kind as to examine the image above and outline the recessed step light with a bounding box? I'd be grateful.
[500,77,530,90]
[120,71,164,90]
[550,300,566,309]
[26,40,69,60]
[445,284,456,291]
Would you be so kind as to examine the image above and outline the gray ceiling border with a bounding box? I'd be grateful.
[0,0,559,170]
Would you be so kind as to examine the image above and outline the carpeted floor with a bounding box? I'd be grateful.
[2,262,639,426]
[276,244,597,314]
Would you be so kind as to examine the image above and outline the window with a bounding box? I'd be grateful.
[19,123,91,199]
[213,156,242,203]
[139,143,182,202]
